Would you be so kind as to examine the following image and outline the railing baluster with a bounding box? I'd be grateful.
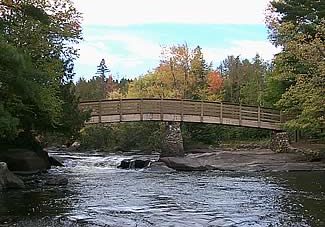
[119,98,122,122]
[181,99,184,121]
[239,104,242,126]
[220,102,223,124]
[258,106,261,127]
[200,101,204,122]
[160,98,163,121]
[98,100,102,123]
[140,98,143,121]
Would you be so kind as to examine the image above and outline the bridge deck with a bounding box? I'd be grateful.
[79,98,284,130]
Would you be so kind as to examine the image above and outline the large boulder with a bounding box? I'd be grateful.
[0,162,25,190]
[161,122,184,157]
[0,149,50,174]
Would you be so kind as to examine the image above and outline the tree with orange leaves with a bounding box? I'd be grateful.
[208,71,223,93]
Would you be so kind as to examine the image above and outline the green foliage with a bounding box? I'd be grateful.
[266,0,325,133]
[182,123,270,146]
[76,76,107,101]
[0,103,19,140]
[0,0,87,142]
[79,122,162,152]
[75,75,131,101]
[182,123,222,145]
[79,125,115,150]
[0,40,61,139]
[56,83,91,140]
[220,54,271,106]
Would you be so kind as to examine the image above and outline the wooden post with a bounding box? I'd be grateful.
[200,101,204,122]
[280,111,283,123]
[258,105,261,127]
[220,102,223,124]
[160,98,163,121]
[181,99,184,122]
[119,98,122,122]
[98,100,102,123]
[140,98,143,121]
[239,104,242,126]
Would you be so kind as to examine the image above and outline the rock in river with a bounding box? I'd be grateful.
[0,149,50,174]
[143,161,176,172]
[118,159,151,169]
[159,156,216,171]
[0,162,25,190]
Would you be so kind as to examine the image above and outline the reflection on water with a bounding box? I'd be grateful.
[0,151,324,227]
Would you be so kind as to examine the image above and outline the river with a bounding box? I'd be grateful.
[0,150,324,227]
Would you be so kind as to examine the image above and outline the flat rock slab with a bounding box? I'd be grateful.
[160,149,325,172]
[159,156,216,171]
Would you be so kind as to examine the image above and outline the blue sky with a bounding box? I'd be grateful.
[73,0,280,81]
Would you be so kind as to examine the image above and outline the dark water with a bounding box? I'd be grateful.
[0,151,324,227]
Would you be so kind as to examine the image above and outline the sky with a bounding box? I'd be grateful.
[73,0,280,81]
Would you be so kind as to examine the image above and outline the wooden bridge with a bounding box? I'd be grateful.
[79,98,284,130]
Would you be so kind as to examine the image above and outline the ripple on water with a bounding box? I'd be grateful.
[0,151,324,227]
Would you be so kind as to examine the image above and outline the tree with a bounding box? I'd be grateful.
[190,46,211,100]
[96,59,110,77]
[75,59,118,100]
[0,39,61,140]
[266,0,325,132]
[239,54,269,106]
[130,44,212,100]
[208,71,223,93]
[220,56,242,103]
[0,0,87,142]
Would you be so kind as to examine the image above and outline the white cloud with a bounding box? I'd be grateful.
[86,33,161,59]
[74,0,271,26]
[75,32,162,79]
[204,40,281,65]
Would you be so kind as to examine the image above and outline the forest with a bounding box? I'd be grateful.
[0,0,324,151]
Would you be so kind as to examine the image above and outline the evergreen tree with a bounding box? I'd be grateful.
[190,46,211,100]
[96,59,110,77]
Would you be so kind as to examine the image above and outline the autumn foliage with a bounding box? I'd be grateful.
[207,71,223,93]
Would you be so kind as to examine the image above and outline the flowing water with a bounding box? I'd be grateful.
[0,150,324,227]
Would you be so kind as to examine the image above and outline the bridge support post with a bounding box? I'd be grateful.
[270,131,292,153]
[160,122,184,157]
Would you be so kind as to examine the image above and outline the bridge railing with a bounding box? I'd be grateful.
[79,98,283,130]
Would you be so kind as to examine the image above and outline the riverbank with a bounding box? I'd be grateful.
[160,148,325,172]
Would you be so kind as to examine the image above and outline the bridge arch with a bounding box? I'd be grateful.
[79,98,284,131]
